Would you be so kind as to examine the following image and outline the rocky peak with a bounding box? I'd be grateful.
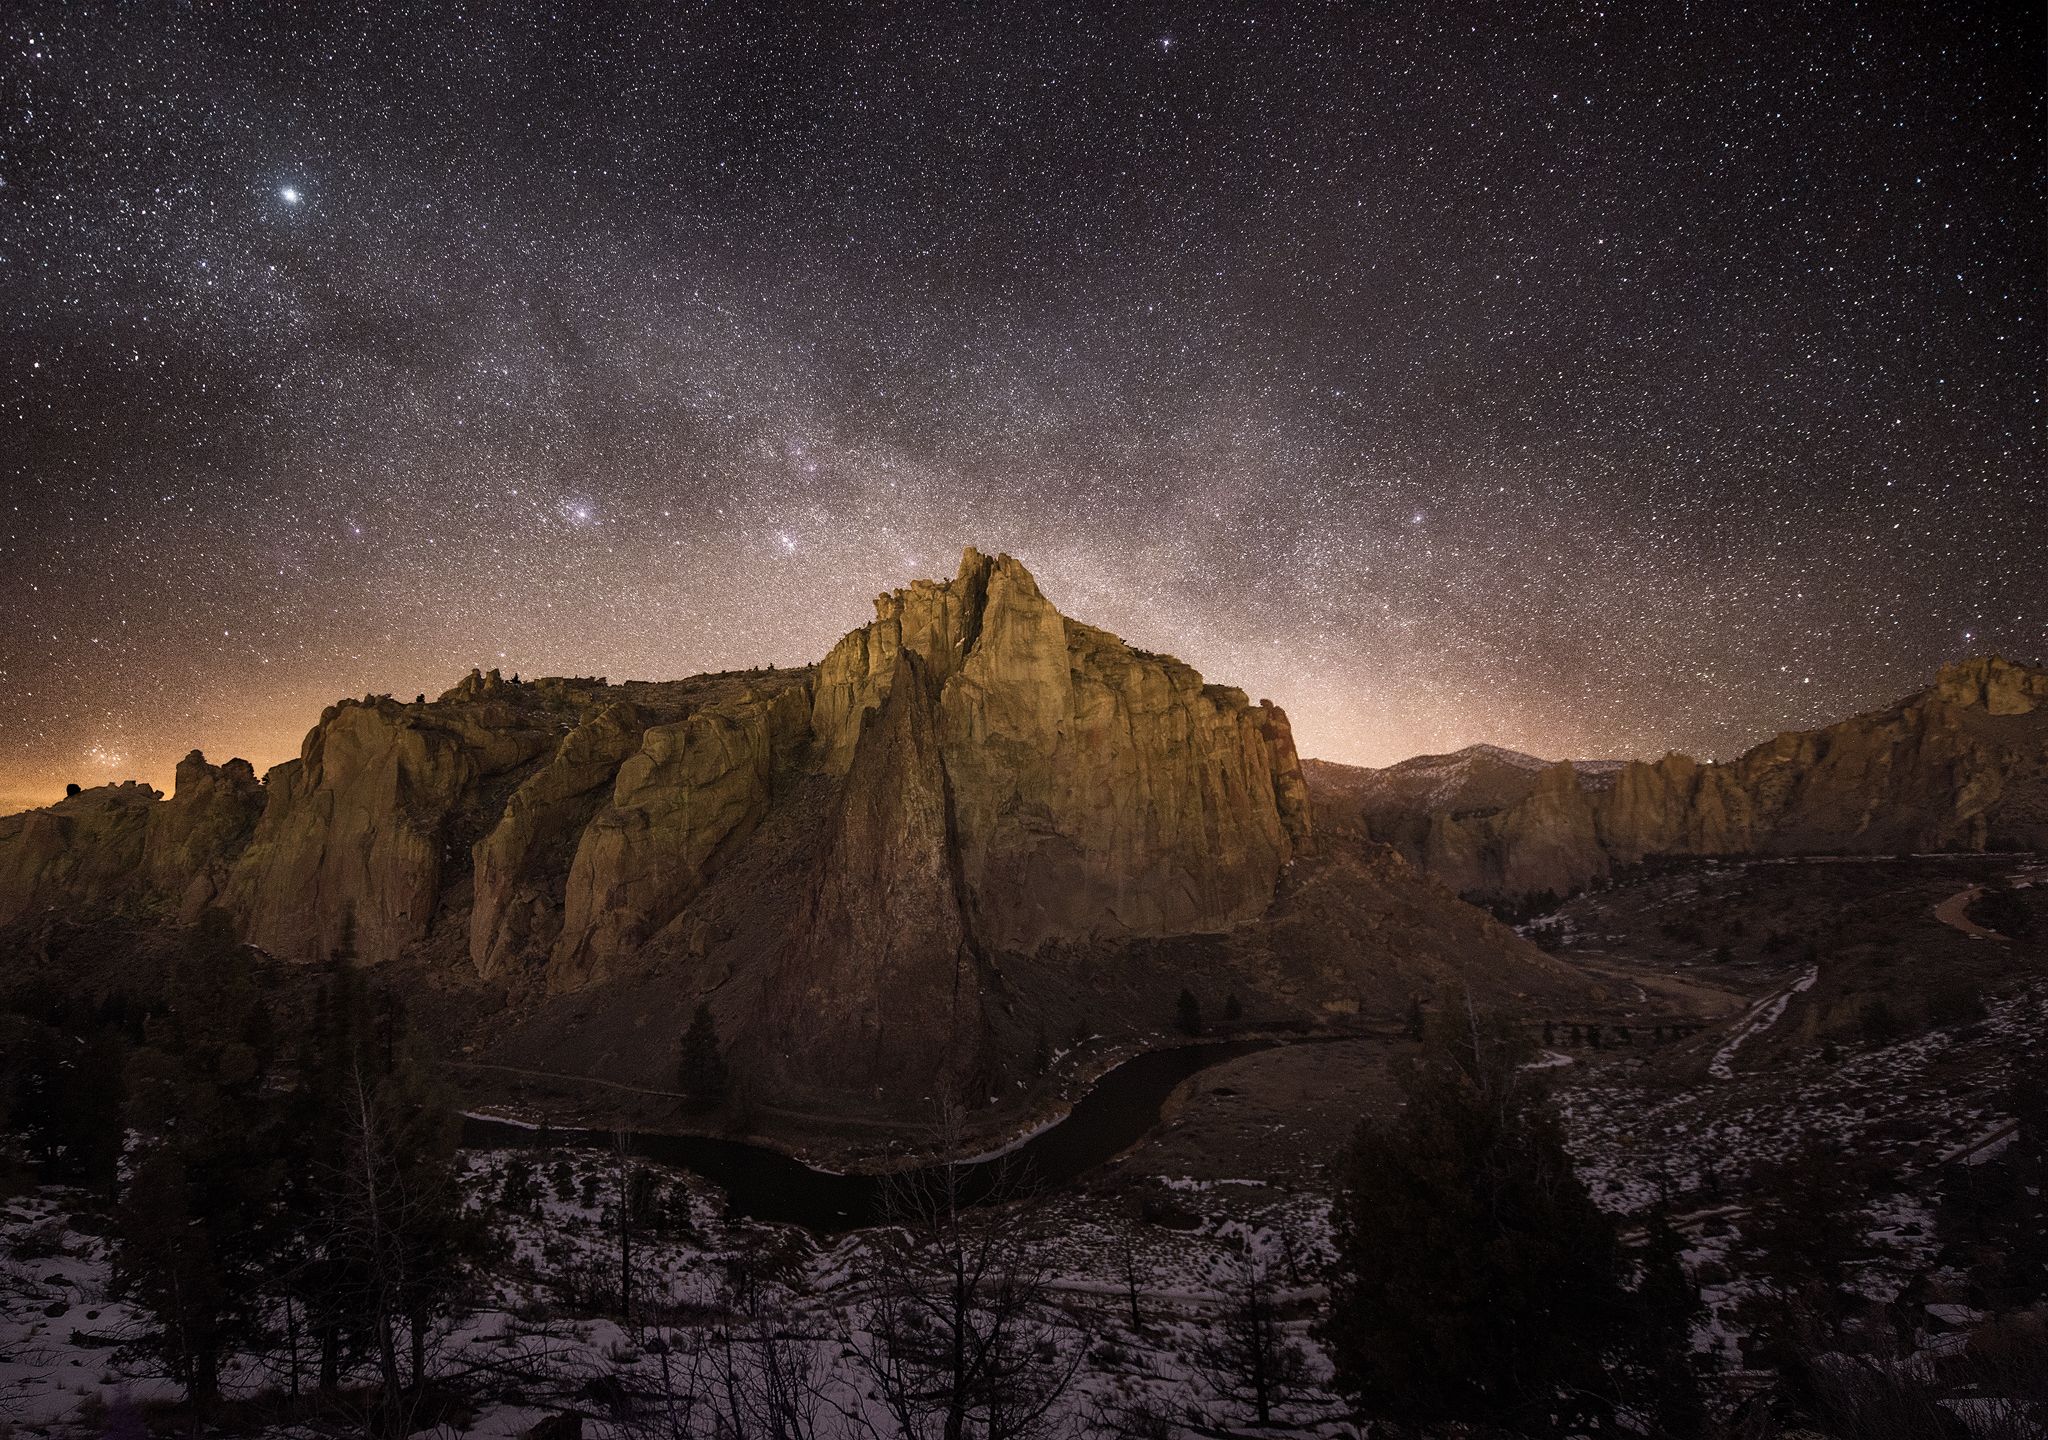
[808,547,1311,958]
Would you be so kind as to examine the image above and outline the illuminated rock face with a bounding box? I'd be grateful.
[545,682,812,989]
[1329,655,2048,900]
[770,550,1314,1099]
[0,551,1314,1103]
[0,782,159,929]
[809,548,1313,955]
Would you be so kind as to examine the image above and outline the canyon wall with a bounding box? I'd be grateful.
[0,549,1314,1105]
[1327,655,2048,899]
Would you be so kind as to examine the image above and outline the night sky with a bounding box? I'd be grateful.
[4,2,2042,813]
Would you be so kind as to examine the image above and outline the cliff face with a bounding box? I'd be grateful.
[0,782,159,929]
[0,548,1326,1110]
[1326,655,2048,899]
[0,753,266,931]
[222,684,561,967]
[811,549,1312,954]
[776,650,989,1097]
[548,680,811,989]
[144,751,265,918]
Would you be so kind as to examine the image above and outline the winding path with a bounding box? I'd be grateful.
[1934,885,2008,942]
[1707,965,1819,1081]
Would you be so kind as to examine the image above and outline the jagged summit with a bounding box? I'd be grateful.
[6,548,1545,1117]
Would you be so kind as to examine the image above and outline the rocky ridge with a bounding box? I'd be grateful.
[5,549,1526,1115]
[1313,656,2048,899]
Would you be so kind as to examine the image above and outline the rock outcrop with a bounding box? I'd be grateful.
[143,752,265,918]
[222,689,559,966]
[0,782,160,928]
[1316,655,2048,899]
[549,680,811,989]
[0,549,1330,1112]
[811,548,1312,953]
[777,650,989,1096]
[469,702,651,981]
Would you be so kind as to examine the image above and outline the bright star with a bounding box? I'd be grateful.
[280,186,301,205]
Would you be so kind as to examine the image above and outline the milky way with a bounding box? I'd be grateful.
[3,2,2042,811]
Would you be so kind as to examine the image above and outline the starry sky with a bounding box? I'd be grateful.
[3,2,2042,814]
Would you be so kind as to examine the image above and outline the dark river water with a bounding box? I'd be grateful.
[461,1038,1278,1232]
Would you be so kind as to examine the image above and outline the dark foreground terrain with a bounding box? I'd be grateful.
[4,854,2043,1439]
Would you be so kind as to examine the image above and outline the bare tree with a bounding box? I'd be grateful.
[849,1108,1084,1440]
[707,1267,840,1440]
[1114,1231,1146,1334]
[1194,1250,1304,1429]
[608,1248,845,1440]
[614,1130,637,1327]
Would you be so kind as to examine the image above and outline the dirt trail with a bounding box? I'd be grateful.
[1708,965,1818,1081]
[1934,886,2007,942]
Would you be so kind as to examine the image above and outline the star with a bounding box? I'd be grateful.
[0,4,2035,812]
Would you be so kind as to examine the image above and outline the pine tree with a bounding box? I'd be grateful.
[1224,993,1244,1024]
[277,956,485,1411]
[1175,988,1203,1037]
[279,955,390,1395]
[1405,995,1427,1041]
[679,1002,730,1111]
[113,909,287,1416]
[1321,992,1700,1437]
[1939,1059,2047,1309]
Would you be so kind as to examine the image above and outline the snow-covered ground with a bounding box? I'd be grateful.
[3,1148,1352,1439]
[1706,964,1819,1080]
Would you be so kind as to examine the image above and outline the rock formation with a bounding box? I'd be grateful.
[1315,655,2048,899]
[222,686,560,966]
[0,782,159,929]
[143,751,265,918]
[811,548,1312,953]
[549,680,811,989]
[469,701,652,982]
[776,650,989,1097]
[0,549,1334,1111]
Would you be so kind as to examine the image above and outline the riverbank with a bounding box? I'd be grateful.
[453,1031,1394,1231]
[444,1020,1383,1174]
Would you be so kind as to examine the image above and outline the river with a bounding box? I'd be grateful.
[460,1037,1279,1232]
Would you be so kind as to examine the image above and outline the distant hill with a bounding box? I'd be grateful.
[1307,744,1623,835]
